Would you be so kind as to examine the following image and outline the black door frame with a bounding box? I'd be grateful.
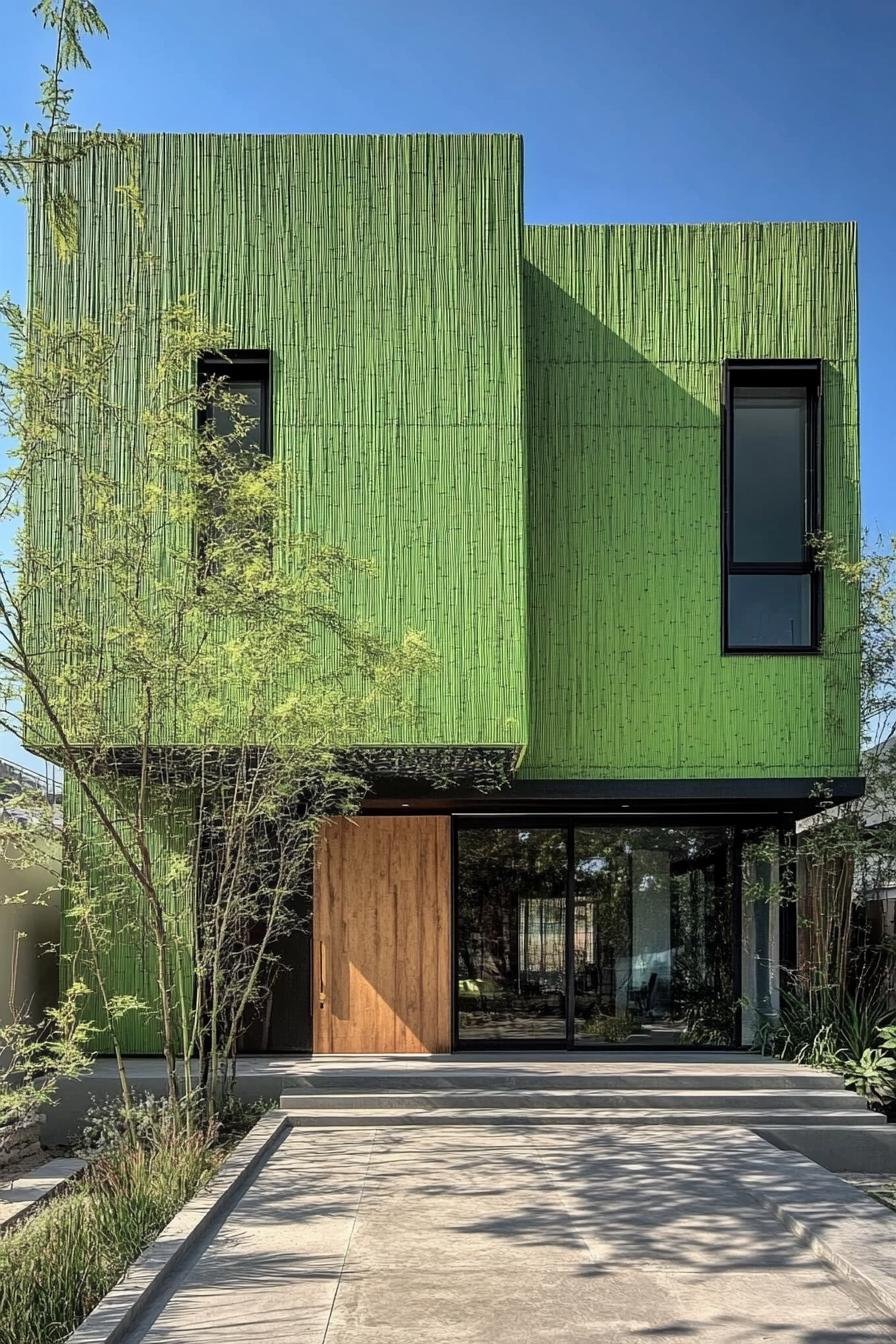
[450,812,776,1052]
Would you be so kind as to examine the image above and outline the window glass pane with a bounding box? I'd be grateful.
[727,573,812,648]
[732,387,807,564]
[456,827,567,1041]
[209,380,264,459]
[739,826,780,1045]
[572,825,735,1047]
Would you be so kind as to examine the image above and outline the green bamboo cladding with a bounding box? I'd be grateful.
[61,778,196,1054]
[27,133,529,752]
[28,135,860,780]
[522,222,859,780]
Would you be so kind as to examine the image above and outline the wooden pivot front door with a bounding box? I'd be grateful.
[313,815,451,1053]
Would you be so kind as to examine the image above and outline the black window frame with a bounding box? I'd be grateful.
[195,349,273,575]
[451,813,750,1053]
[196,348,272,461]
[721,358,823,655]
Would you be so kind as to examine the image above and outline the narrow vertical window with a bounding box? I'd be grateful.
[196,350,271,571]
[723,360,821,652]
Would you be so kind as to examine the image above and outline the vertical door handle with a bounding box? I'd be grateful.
[318,940,327,1007]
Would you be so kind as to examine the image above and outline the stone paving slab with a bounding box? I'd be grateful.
[324,1265,887,1343]
[116,1123,896,1343]
[71,1111,290,1344]
[0,1156,85,1228]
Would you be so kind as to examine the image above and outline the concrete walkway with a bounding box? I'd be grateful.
[121,1124,893,1343]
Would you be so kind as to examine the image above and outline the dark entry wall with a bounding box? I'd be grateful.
[240,916,313,1054]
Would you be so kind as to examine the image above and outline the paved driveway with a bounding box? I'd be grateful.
[124,1125,892,1343]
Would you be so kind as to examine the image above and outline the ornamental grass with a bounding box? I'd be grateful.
[0,1129,220,1344]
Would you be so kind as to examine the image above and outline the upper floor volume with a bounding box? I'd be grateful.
[27,134,860,788]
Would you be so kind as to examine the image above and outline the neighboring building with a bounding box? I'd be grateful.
[28,134,861,1053]
[0,759,61,1029]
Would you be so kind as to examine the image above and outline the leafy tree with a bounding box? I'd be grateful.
[0,2,442,1123]
[1,1,124,261]
[746,533,896,1058]
[0,981,94,1125]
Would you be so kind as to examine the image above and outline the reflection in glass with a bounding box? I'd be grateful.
[740,827,780,1046]
[732,388,807,564]
[572,826,735,1046]
[455,823,737,1048]
[456,827,567,1040]
[209,381,264,461]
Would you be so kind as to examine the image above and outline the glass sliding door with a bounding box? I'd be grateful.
[572,825,736,1046]
[456,826,567,1043]
[454,820,738,1049]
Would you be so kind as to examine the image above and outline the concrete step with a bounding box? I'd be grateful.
[757,1123,896,1173]
[281,1106,885,1129]
[279,1087,867,1114]
[281,1070,849,1094]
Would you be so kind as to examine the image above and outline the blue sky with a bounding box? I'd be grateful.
[1,0,894,768]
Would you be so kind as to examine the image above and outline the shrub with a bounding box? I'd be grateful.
[78,1090,204,1158]
[0,1093,268,1344]
[0,983,95,1127]
[756,982,893,1067]
[841,1048,896,1103]
[78,1090,277,1158]
[678,990,735,1047]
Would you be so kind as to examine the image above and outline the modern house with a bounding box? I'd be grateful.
[28,134,861,1056]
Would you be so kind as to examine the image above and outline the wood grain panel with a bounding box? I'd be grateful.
[313,815,451,1053]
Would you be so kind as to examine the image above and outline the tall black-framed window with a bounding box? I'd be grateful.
[722,359,822,653]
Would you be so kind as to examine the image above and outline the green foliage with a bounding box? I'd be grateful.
[677,992,734,1047]
[45,188,79,260]
[33,0,108,75]
[77,1089,275,1158]
[583,1012,636,1042]
[756,981,893,1069]
[0,1,122,265]
[77,1089,205,1157]
[756,982,896,1111]
[841,1048,896,1102]
[0,1114,224,1344]
[813,532,896,761]
[0,982,94,1123]
[837,1025,896,1108]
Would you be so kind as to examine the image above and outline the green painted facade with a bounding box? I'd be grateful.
[29,133,529,752]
